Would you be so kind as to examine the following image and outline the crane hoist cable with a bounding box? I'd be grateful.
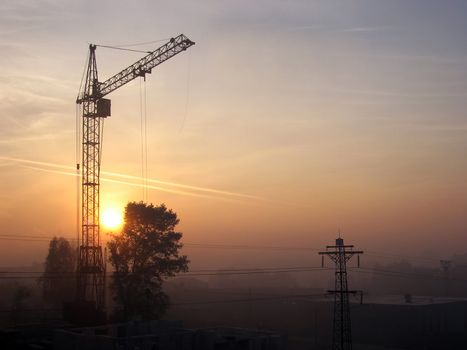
[144,78,149,200]
[139,77,149,201]
[179,50,192,133]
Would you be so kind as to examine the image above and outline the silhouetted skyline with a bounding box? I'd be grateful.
[1,0,467,271]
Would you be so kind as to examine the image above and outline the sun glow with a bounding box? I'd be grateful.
[102,208,123,230]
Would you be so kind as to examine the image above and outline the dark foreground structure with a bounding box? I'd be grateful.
[2,293,467,349]
[352,295,467,349]
[54,320,286,350]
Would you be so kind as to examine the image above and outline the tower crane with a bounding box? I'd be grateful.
[75,34,195,318]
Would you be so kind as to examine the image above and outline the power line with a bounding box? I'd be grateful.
[0,265,324,274]
[184,242,317,251]
[181,268,329,277]
[11,266,467,283]
[171,293,326,306]
[350,267,467,283]
[0,292,326,313]
[0,267,330,279]
[0,308,62,314]
[0,234,318,251]
[5,266,463,282]
[0,234,77,241]
[0,234,452,264]
[365,251,440,263]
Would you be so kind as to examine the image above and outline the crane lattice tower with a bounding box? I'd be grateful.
[76,35,195,315]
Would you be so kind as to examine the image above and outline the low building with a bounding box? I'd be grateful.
[351,295,467,349]
[53,320,286,350]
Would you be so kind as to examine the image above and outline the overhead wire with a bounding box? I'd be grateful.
[365,250,440,264]
[0,233,453,262]
[171,293,327,307]
[2,266,467,315]
[182,242,318,251]
[0,234,453,266]
[0,292,326,313]
[4,266,467,283]
[350,267,467,283]
[0,265,326,275]
[0,267,329,279]
[181,268,329,277]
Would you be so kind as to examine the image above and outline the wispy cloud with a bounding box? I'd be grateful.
[281,24,392,35]
[0,132,73,144]
[338,26,390,33]
[361,53,467,65]
[330,87,467,99]
[281,24,321,33]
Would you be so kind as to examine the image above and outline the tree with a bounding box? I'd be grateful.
[40,237,76,306]
[107,201,189,320]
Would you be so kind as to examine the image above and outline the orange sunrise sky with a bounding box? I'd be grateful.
[1,0,467,269]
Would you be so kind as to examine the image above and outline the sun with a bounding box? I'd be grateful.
[101,208,123,230]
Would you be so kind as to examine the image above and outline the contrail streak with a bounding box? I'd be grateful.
[102,170,261,200]
[0,156,261,201]
[20,164,243,202]
[0,157,74,171]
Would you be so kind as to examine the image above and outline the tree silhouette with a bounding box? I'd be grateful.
[107,202,189,320]
[40,237,76,306]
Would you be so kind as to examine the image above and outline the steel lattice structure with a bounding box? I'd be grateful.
[319,238,363,350]
[76,35,195,314]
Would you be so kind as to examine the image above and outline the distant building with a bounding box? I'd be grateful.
[351,295,467,349]
[54,320,286,350]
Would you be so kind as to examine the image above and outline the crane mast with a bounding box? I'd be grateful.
[76,34,195,317]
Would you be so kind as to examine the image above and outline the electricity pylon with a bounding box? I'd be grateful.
[319,237,363,350]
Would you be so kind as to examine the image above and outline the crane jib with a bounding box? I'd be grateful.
[98,34,195,98]
[76,34,195,103]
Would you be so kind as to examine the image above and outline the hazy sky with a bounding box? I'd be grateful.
[1,0,467,268]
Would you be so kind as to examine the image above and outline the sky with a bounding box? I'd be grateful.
[0,0,467,269]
